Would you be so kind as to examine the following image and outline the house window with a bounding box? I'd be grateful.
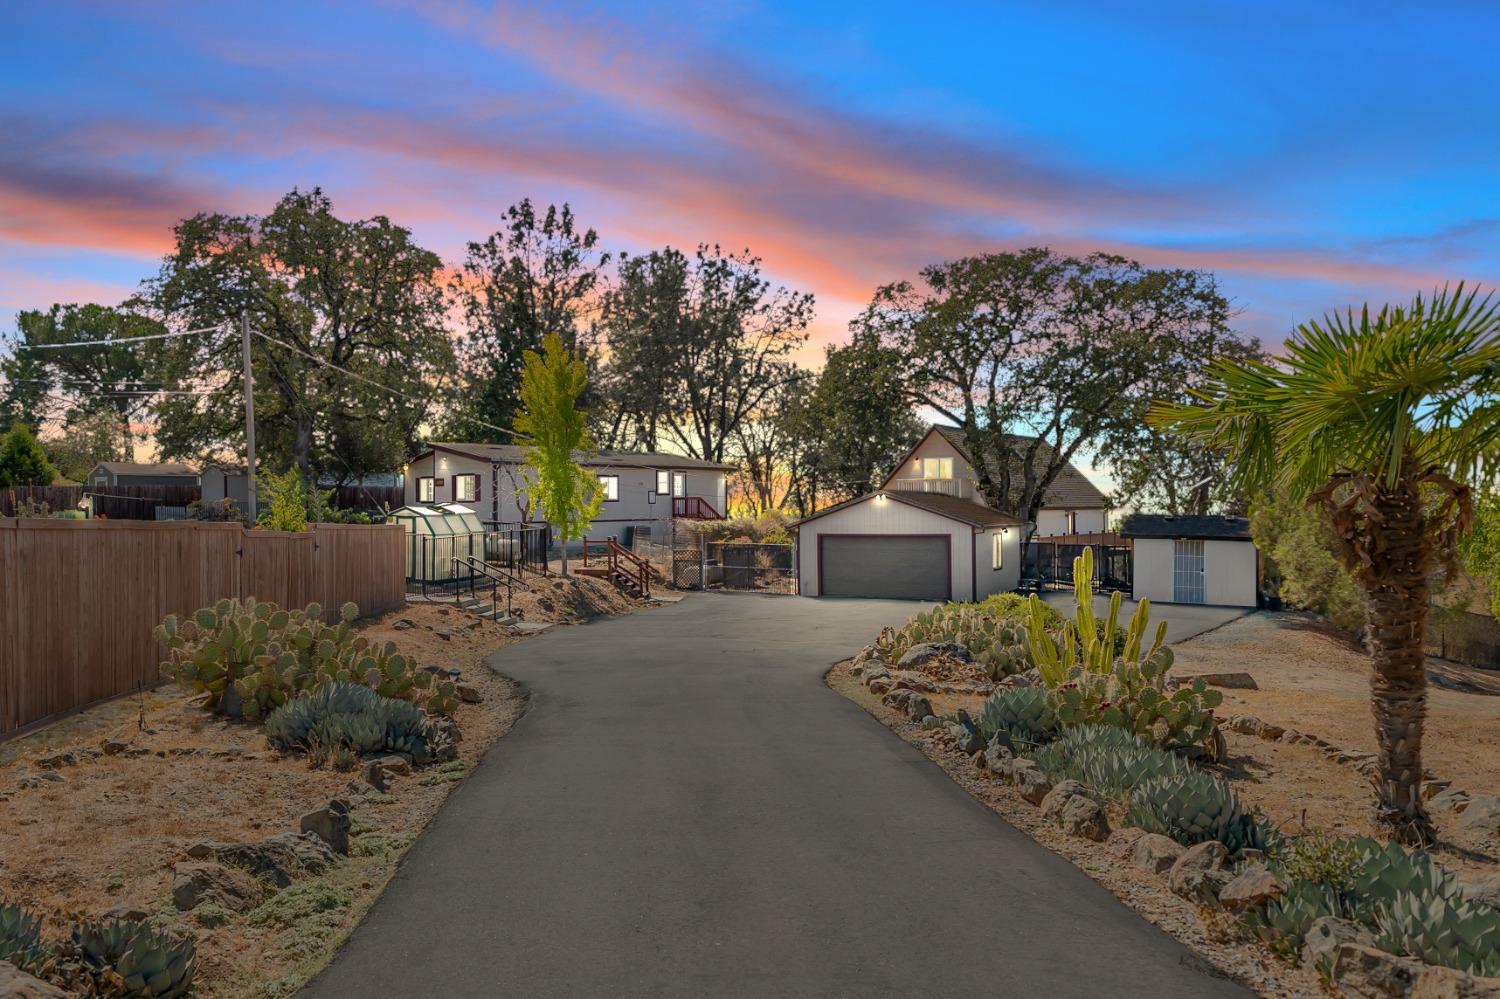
[1067,511,1078,534]
[672,471,686,497]
[992,532,1004,570]
[657,470,670,495]
[921,456,953,479]
[454,474,479,503]
[598,474,619,502]
[417,477,435,503]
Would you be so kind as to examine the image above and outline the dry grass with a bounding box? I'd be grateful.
[0,595,631,998]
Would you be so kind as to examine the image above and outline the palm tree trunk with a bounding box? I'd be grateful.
[1360,480,1436,845]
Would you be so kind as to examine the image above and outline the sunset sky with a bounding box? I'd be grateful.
[3,1,1498,361]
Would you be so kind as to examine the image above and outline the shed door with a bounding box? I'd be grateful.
[1173,539,1206,604]
[819,535,950,600]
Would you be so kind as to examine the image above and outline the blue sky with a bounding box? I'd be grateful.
[2,0,1497,358]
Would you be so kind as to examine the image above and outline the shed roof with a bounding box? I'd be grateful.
[1119,514,1253,541]
[93,462,199,477]
[790,490,1029,530]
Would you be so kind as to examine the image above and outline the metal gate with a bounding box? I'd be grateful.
[1173,539,1206,604]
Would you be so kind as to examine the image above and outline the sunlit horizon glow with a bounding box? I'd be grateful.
[3,1,1498,482]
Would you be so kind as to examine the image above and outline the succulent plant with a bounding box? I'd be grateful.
[1020,548,1168,686]
[70,918,196,998]
[1249,878,1344,959]
[1048,656,1221,757]
[872,600,1045,679]
[1032,725,1190,799]
[0,901,50,975]
[977,686,1055,743]
[1126,771,1267,852]
[1348,838,1462,917]
[1376,891,1500,977]
[265,682,451,766]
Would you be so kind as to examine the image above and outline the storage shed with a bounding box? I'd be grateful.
[390,503,486,583]
[1120,514,1258,608]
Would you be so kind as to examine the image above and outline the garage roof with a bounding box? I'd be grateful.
[790,490,1028,530]
[1119,514,1252,541]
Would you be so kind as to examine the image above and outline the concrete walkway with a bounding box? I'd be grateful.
[1041,591,1248,643]
[305,594,1248,998]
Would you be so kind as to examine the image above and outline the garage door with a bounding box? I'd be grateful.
[819,535,950,600]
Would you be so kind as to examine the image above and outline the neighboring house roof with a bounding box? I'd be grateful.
[1119,514,1253,541]
[926,425,1109,510]
[416,442,734,472]
[790,489,1029,530]
[92,462,199,477]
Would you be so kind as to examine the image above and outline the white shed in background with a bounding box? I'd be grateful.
[1121,514,1259,608]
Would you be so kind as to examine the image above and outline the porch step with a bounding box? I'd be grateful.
[574,566,610,578]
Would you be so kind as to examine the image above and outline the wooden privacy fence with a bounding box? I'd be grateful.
[0,519,406,739]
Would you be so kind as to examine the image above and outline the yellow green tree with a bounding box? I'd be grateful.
[516,333,604,576]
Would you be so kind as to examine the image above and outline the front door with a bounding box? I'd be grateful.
[1173,539,1206,604]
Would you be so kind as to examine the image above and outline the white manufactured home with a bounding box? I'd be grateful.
[1120,514,1259,608]
[403,442,731,540]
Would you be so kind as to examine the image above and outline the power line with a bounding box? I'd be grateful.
[10,322,229,351]
[251,328,521,439]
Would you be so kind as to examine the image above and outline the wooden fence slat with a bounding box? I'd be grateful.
[0,521,405,739]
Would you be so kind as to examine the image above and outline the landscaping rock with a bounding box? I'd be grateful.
[392,618,416,630]
[867,677,895,696]
[1217,864,1285,912]
[456,683,483,704]
[362,760,390,792]
[1060,795,1110,841]
[883,689,913,710]
[905,694,933,722]
[1460,873,1500,912]
[192,831,337,888]
[0,960,68,998]
[1422,780,1454,800]
[1329,943,1423,998]
[1459,795,1500,837]
[1411,965,1500,998]
[1131,833,1185,874]
[1168,841,1231,901]
[1430,788,1473,813]
[100,902,150,922]
[897,642,972,667]
[17,772,65,789]
[1107,826,1147,859]
[99,738,131,755]
[1301,916,1377,972]
[1040,780,1088,821]
[1178,671,1258,689]
[300,804,352,855]
[1000,667,1042,688]
[943,718,985,755]
[920,715,944,731]
[892,673,940,693]
[982,739,1013,776]
[171,861,266,913]
[36,750,79,769]
[1013,763,1052,805]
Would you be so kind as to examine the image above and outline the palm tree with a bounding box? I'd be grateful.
[1150,285,1500,845]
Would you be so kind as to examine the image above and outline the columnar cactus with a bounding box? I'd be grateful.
[1020,547,1168,686]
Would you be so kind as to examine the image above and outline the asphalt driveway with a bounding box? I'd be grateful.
[304,593,1247,998]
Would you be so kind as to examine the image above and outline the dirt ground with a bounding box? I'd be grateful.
[0,583,651,998]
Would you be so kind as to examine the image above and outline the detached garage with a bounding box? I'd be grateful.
[793,491,1026,601]
[1121,514,1259,608]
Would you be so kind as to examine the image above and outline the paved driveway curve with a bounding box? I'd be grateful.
[305,594,1247,998]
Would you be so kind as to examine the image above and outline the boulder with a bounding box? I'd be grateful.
[99,902,150,922]
[171,861,266,913]
[1131,833,1185,874]
[1168,841,1232,902]
[1107,826,1147,860]
[362,759,391,792]
[1040,780,1088,821]
[1422,780,1454,800]
[1060,795,1110,842]
[193,831,337,888]
[1430,788,1472,813]
[1301,916,1377,972]
[0,961,68,998]
[882,689,913,710]
[1411,965,1500,998]
[1460,873,1500,912]
[300,804,351,855]
[1460,795,1500,836]
[944,720,985,756]
[456,683,483,704]
[892,673,940,693]
[867,677,895,696]
[982,739,1014,777]
[1000,668,1042,688]
[99,738,131,755]
[905,695,934,722]
[1329,943,1424,999]
[1013,763,1052,805]
[897,642,972,667]
[1177,671,1258,690]
[1217,864,1285,912]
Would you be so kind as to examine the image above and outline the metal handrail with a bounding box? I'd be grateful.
[451,554,519,618]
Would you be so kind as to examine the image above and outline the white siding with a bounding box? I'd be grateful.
[1132,537,1257,608]
[973,526,1022,598]
[1035,508,1107,537]
[1206,540,1258,607]
[797,496,975,600]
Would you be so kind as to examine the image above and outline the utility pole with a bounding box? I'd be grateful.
[241,311,257,522]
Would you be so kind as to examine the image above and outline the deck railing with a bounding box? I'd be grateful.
[887,477,973,499]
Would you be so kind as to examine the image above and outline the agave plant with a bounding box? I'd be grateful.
[1126,771,1267,852]
[70,918,196,998]
[977,687,1055,744]
[1249,879,1344,959]
[265,682,454,765]
[1152,285,1500,844]
[1033,725,1191,800]
[0,901,50,975]
[1377,891,1500,977]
